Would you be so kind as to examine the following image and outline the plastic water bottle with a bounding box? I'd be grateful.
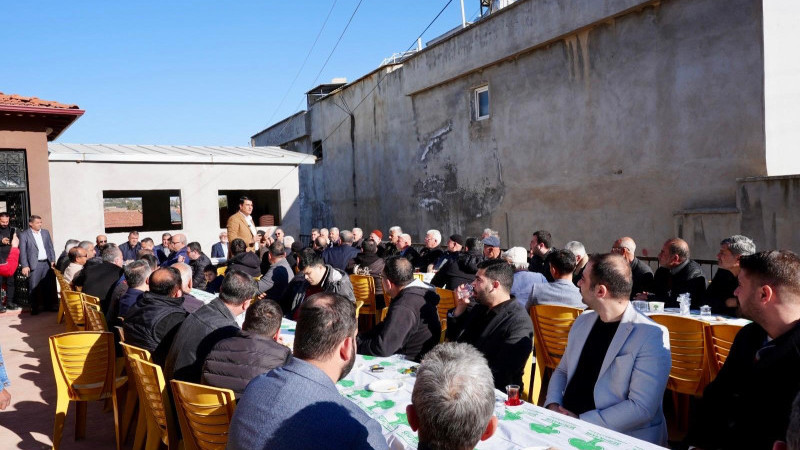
[678,294,691,316]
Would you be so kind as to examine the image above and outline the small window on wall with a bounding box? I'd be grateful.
[474,85,490,121]
[103,190,182,233]
[218,190,281,229]
[312,140,323,162]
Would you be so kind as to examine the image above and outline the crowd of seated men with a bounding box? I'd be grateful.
[20,213,799,449]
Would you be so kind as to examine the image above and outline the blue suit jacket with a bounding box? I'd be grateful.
[228,358,388,450]
[545,303,671,445]
[210,242,227,259]
[19,228,56,269]
[322,245,360,272]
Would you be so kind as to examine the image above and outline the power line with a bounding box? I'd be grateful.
[264,0,339,128]
[268,0,366,142]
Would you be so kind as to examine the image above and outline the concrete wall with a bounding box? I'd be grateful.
[284,0,767,256]
[764,0,800,175]
[0,130,54,231]
[738,175,800,253]
[48,161,302,252]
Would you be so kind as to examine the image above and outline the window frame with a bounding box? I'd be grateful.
[474,85,490,121]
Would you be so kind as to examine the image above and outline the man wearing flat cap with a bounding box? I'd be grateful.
[482,235,502,260]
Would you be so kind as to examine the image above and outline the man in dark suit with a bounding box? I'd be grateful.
[446,259,534,391]
[154,232,171,265]
[612,237,654,299]
[643,238,706,309]
[322,230,360,272]
[72,246,124,314]
[118,231,141,262]
[210,231,228,259]
[19,215,57,314]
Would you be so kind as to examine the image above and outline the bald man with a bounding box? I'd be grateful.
[645,238,706,309]
[612,237,654,299]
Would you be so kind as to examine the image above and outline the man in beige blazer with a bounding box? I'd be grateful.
[226,196,257,253]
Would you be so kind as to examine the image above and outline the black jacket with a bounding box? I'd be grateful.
[225,252,262,278]
[529,250,554,282]
[415,248,444,271]
[687,322,800,450]
[123,292,188,366]
[357,281,440,362]
[165,297,241,383]
[189,253,213,289]
[630,257,655,299]
[322,245,360,272]
[73,261,124,313]
[431,250,484,289]
[652,260,707,308]
[56,252,70,273]
[446,298,534,391]
[201,332,291,398]
[256,257,293,300]
[347,252,385,276]
[704,269,738,316]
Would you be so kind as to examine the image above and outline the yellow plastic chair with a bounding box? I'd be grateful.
[521,351,534,401]
[62,290,86,331]
[50,331,122,450]
[120,343,151,449]
[56,277,70,324]
[354,300,365,318]
[127,354,180,450]
[81,293,101,307]
[350,274,383,325]
[650,314,709,431]
[529,304,583,405]
[704,323,743,381]
[435,288,456,343]
[170,380,237,450]
[216,266,227,276]
[83,301,108,332]
[413,273,425,282]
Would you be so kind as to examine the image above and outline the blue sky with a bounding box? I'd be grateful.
[1,1,478,145]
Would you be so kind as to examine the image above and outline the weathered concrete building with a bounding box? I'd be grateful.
[252,0,800,259]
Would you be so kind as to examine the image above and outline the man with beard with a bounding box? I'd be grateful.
[446,259,533,391]
[228,293,388,450]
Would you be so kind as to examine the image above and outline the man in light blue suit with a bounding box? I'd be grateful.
[19,215,57,315]
[545,253,671,445]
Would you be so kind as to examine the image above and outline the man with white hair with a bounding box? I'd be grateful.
[172,262,204,313]
[417,229,444,272]
[73,246,124,313]
[565,241,589,285]
[407,342,498,450]
[329,227,340,246]
[612,237,654,300]
[211,231,229,259]
[396,233,420,263]
[501,247,546,308]
[381,226,402,257]
[351,228,364,249]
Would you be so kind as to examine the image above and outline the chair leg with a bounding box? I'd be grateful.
[56,299,64,324]
[75,401,88,440]
[531,360,545,406]
[52,392,69,450]
[121,383,138,440]
[144,420,161,450]
[132,407,147,450]
[112,391,121,450]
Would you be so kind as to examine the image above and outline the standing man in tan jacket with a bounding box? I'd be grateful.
[226,196,257,253]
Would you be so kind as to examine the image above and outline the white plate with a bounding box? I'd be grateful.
[367,379,403,393]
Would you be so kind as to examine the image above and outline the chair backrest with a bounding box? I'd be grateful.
[530,305,582,370]
[128,354,178,447]
[650,315,709,395]
[217,266,227,276]
[354,300,364,318]
[120,342,152,362]
[83,301,108,332]
[350,275,377,316]
[62,290,86,331]
[413,273,425,282]
[49,331,115,400]
[435,288,456,322]
[81,293,101,307]
[170,380,237,450]
[704,323,742,381]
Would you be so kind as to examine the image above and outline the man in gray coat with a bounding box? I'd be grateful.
[164,269,255,383]
[545,253,671,445]
[19,215,56,314]
[256,241,293,300]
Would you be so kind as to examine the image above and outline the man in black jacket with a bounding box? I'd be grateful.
[529,230,554,281]
[415,230,444,272]
[431,238,484,290]
[322,230,360,272]
[686,250,800,450]
[165,269,256,382]
[73,246,124,313]
[123,267,188,365]
[446,259,533,391]
[186,241,212,290]
[357,256,440,361]
[202,299,291,398]
[612,237,654,299]
[644,238,706,308]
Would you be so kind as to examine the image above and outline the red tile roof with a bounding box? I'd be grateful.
[0,92,80,110]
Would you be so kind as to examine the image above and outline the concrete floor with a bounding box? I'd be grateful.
[0,309,117,449]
